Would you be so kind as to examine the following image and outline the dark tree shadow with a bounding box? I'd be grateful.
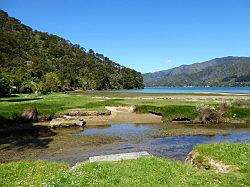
[0,94,19,98]
[0,97,42,102]
[0,124,56,150]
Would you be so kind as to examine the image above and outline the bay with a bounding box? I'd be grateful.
[113,87,250,94]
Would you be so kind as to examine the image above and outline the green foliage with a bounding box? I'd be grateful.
[44,72,61,92]
[0,77,11,96]
[0,10,144,93]
[37,81,50,95]
[19,82,33,93]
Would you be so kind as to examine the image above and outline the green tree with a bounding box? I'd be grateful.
[44,72,61,92]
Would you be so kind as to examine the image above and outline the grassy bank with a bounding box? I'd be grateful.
[193,143,250,173]
[226,106,250,119]
[135,105,198,121]
[0,143,249,186]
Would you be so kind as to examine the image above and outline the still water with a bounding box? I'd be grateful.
[112,87,250,94]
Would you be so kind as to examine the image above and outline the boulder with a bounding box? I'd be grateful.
[49,116,85,128]
[21,107,38,122]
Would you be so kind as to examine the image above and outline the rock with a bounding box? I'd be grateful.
[49,116,85,128]
[89,151,150,162]
[21,107,38,122]
[37,115,53,122]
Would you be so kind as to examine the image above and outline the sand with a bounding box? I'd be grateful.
[83,106,162,126]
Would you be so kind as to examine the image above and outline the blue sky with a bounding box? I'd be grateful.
[1,0,250,73]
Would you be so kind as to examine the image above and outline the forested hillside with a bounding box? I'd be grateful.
[143,56,250,87]
[0,10,143,96]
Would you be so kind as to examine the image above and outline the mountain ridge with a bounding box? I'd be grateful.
[143,56,250,87]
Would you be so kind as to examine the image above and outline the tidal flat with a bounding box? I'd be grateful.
[0,91,249,164]
[0,91,250,186]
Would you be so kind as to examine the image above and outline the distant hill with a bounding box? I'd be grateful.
[0,10,143,94]
[143,56,250,87]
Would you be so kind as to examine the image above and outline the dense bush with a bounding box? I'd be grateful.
[0,77,11,96]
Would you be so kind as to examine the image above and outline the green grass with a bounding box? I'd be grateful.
[135,105,198,121]
[194,143,250,173]
[54,157,248,187]
[82,99,125,108]
[0,143,249,186]
[226,106,250,119]
[0,160,69,187]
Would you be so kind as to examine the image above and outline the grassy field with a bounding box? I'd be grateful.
[0,92,249,122]
[0,143,249,186]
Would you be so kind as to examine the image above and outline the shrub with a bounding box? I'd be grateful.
[0,77,11,96]
[20,83,33,93]
[30,81,50,95]
[44,72,61,92]
[196,103,228,124]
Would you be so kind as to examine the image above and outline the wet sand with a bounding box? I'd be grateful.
[84,106,162,126]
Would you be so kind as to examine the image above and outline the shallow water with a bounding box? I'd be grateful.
[78,123,250,161]
[82,124,156,141]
